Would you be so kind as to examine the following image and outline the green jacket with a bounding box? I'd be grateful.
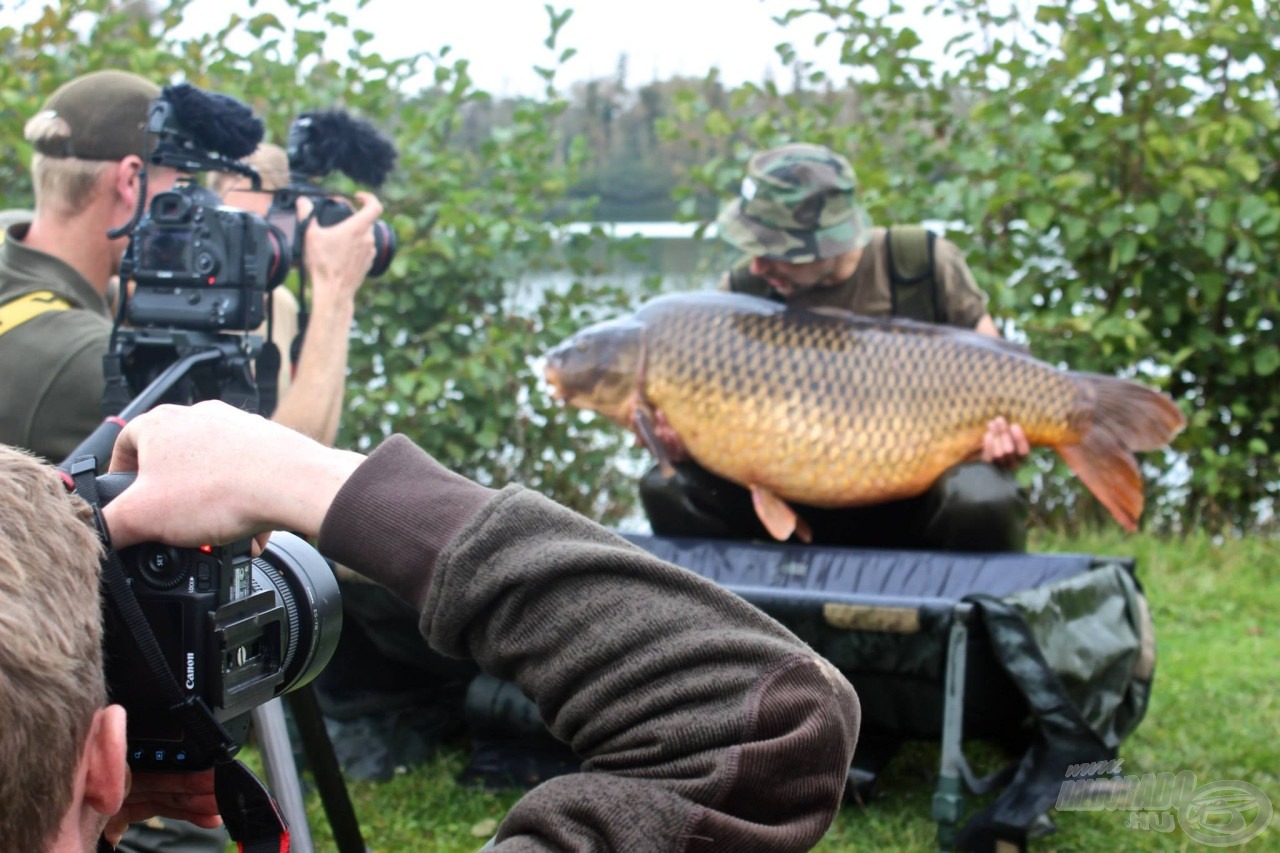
[0,223,112,464]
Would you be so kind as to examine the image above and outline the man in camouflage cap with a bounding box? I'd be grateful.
[638,142,1032,551]
[716,142,874,275]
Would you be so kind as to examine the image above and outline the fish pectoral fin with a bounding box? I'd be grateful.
[750,486,810,543]
[632,403,676,478]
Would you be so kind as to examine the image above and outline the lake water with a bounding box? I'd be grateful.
[516,221,737,303]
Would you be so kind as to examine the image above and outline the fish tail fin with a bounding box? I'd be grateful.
[1057,374,1186,530]
[1057,441,1143,531]
[1078,373,1187,452]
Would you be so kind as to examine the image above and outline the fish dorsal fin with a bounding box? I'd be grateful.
[808,306,861,321]
[750,486,813,543]
[795,306,1032,356]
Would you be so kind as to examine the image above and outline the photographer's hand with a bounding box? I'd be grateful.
[102,769,221,846]
[271,191,383,445]
[102,401,364,549]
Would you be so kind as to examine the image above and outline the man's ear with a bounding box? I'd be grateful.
[82,704,129,817]
[113,155,145,212]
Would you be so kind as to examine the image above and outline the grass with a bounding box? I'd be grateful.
[237,531,1278,851]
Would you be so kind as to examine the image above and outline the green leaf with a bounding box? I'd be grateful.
[1255,346,1280,377]
[1114,233,1138,266]
[1135,202,1159,230]
[1204,229,1227,258]
[1227,151,1261,183]
[1024,201,1054,231]
[247,13,283,37]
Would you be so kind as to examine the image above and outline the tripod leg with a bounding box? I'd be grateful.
[287,682,368,853]
[252,698,316,852]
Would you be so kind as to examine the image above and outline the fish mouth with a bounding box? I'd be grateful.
[543,364,568,402]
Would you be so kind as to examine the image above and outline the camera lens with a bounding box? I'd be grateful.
[311,198,397,277]
[251,532,342,694]
[369,221,397,278]
[264,223,290,289]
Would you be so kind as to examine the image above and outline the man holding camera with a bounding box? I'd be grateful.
[0,69,382,852]
[0,443,223,853]
[0,401,860,851]
[0,70,383,462]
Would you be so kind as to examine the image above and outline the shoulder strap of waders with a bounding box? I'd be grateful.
[885,226,943,324]
[0,289,71,337]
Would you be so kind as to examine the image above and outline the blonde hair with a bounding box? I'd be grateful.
[28,151,111,218]
[0,445,105,852]
[210,142,290,196]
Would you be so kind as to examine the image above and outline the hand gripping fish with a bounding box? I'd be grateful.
[544,292,1186,541]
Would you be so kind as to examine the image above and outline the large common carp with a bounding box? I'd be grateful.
[543,292,1185,540]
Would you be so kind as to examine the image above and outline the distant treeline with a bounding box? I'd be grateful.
[453,58,860,222]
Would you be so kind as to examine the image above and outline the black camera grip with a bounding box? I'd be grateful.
[96,471,136,505]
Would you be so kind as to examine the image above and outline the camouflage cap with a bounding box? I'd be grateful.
[716,143,872,263]
[25,70,160,162]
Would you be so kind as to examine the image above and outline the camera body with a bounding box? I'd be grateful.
[128,183,288,331]
[94,472,342,771]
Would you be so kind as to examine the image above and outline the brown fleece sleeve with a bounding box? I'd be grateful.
[319,435,860,852]
[318,434,497,609]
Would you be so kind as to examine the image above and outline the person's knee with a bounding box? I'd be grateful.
[639,462,758,539]
[927,463,1026,551]
[941,463,1022,514]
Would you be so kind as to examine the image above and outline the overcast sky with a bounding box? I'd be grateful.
[7,0,947,95]
[183,0,903,96]
[324,0,860,95]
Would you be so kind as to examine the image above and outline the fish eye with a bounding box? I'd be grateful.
[575,342,587,352]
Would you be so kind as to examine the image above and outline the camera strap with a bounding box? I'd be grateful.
[256,293,281,417]
[68,458,291,852]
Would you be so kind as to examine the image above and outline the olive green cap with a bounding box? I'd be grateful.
[716,143,873,263]
[26,70,160,162]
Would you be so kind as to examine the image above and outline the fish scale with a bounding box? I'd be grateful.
[545,292,1185,535]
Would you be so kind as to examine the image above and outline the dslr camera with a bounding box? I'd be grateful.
[268,109,399,279]
[120,85,397,334]
[121,84,289,332]
[56,457,344,773]
[79,83,397,773]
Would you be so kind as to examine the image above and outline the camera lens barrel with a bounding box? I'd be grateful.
[370,221,397,277]
[253,532,343,694]
[311,197,397,277]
